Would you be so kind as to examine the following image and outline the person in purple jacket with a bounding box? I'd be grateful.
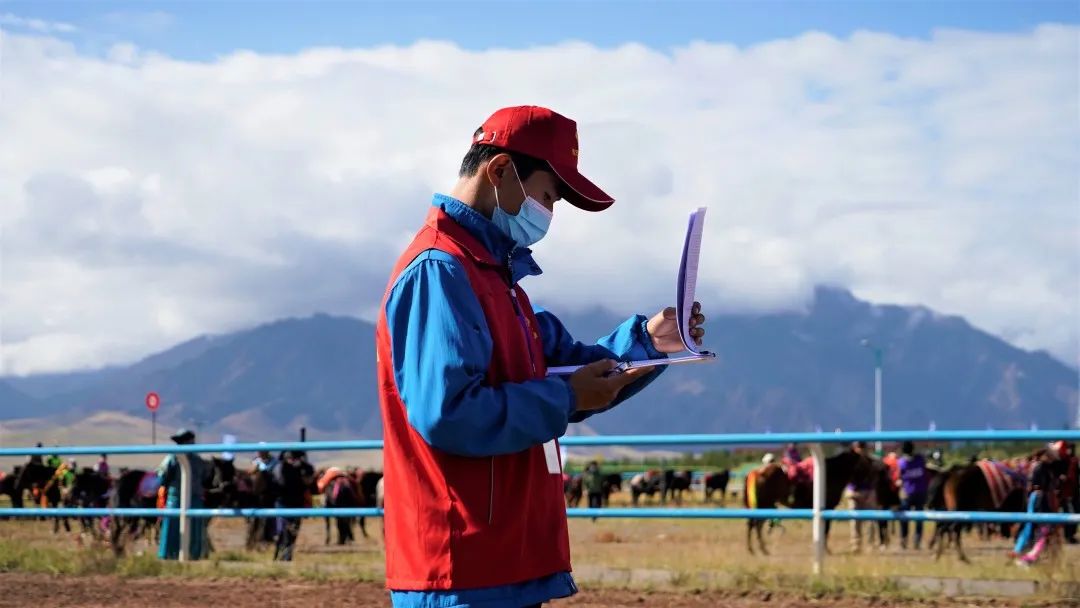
[897,441,930,550]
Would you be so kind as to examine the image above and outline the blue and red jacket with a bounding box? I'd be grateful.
[377,195,665,606]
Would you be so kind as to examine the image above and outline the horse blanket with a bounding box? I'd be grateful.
[783,458,814,484]
[137,471,161,499]
[745,468,760,509]
[977,459,1027,509]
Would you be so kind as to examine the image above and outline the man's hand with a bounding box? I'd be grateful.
[569,359,654,412]
[647,301,706,353]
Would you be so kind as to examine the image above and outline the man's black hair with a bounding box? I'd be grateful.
[902,441,915,455]
[459,127,552,181]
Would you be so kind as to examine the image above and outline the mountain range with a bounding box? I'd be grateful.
[1,287,1076,447]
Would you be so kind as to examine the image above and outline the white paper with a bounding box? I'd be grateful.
[546,207,715,377]
[542,440,561,474]
[678,208,708,354]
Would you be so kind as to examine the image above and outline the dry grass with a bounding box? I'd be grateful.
[1,495,1076,598]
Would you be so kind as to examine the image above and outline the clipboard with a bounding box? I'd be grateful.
[547,207,716,376]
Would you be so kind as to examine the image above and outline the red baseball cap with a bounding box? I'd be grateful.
[475,106,614,212]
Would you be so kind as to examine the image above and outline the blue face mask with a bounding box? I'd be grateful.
[492,163,552,248]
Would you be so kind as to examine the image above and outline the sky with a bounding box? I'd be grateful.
[0,1,1078,375]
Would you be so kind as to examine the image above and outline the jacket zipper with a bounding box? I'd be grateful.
[506,248,539,375]
[509,288,538,375]
[488,457,495,525]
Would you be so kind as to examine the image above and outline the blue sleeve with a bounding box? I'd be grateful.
[386,250,576,458]
[533,308,667,423]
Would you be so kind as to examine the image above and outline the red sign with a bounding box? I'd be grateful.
[146,392,160,412]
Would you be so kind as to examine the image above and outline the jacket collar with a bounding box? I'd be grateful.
[430,194,542,284]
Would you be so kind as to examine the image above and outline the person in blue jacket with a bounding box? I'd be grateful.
[383,106,707,607]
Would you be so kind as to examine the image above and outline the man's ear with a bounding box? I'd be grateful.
[483,153,512,187]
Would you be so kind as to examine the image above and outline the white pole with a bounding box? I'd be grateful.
[178,453,191,562]
[810,443,826,576]
[874,360,883,454]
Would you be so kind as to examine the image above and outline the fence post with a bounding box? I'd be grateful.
[178,453,191,562]
[810,442,826,576]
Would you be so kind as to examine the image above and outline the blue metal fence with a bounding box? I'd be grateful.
[1,507,1075,525]
[0,428,1070,456]
[2,430,1078,572]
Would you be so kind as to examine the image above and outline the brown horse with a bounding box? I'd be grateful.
[871,458,901,548]
[563,474,583,507]
[931,462,1025,562]
[744,449,873,555]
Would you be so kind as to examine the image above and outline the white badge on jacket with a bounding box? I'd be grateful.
[542,440,561,474]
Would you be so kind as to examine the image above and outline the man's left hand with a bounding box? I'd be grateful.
[646,301,706,354]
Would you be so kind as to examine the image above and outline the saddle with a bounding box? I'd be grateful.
[316,467,346,494]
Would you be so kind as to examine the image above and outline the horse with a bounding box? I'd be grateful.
[871,457,901,549]
[15,462,69,533]
[744,449,873,555]
[70,468,112,538]
[244,467,278,550]
[601,473,622,507]
[630,470,664,506]
[930,461,1026,562]
[1,466,25,511]
[703,470,731,505]
[109,468,161,556]
[355,470,384,539]
[663,470,693,505]
[564,474,583,507]
[318,469,360,545]
[204,457,248,510]
[375,476,385,538]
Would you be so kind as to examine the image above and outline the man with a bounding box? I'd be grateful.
[782,443,802,466]
[95,454,110,479]
[247,445,279,545]
[377,106,707,607]
[251,446,277,474]
[843,441,876,553]
[927,449,945,472]
[157,429,210,560]
[897,441,929,550]
[271,450,314,562]
[583,461,605,521]
[27,442,44,466]
[1060,441,1078,544]
[1014,445,1061,565]
[45,452,62,471]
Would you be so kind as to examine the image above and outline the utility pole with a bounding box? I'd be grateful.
[861,340,885,454]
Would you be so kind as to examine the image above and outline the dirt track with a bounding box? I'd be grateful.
[1,573,1072,608]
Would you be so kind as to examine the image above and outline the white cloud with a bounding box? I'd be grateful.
[0,13,77,34]
[0,26,1077,374]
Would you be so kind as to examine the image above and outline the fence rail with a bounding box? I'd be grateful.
[2,429,1077,575]
[0,429,1071,456]
[1,507,1077,524]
